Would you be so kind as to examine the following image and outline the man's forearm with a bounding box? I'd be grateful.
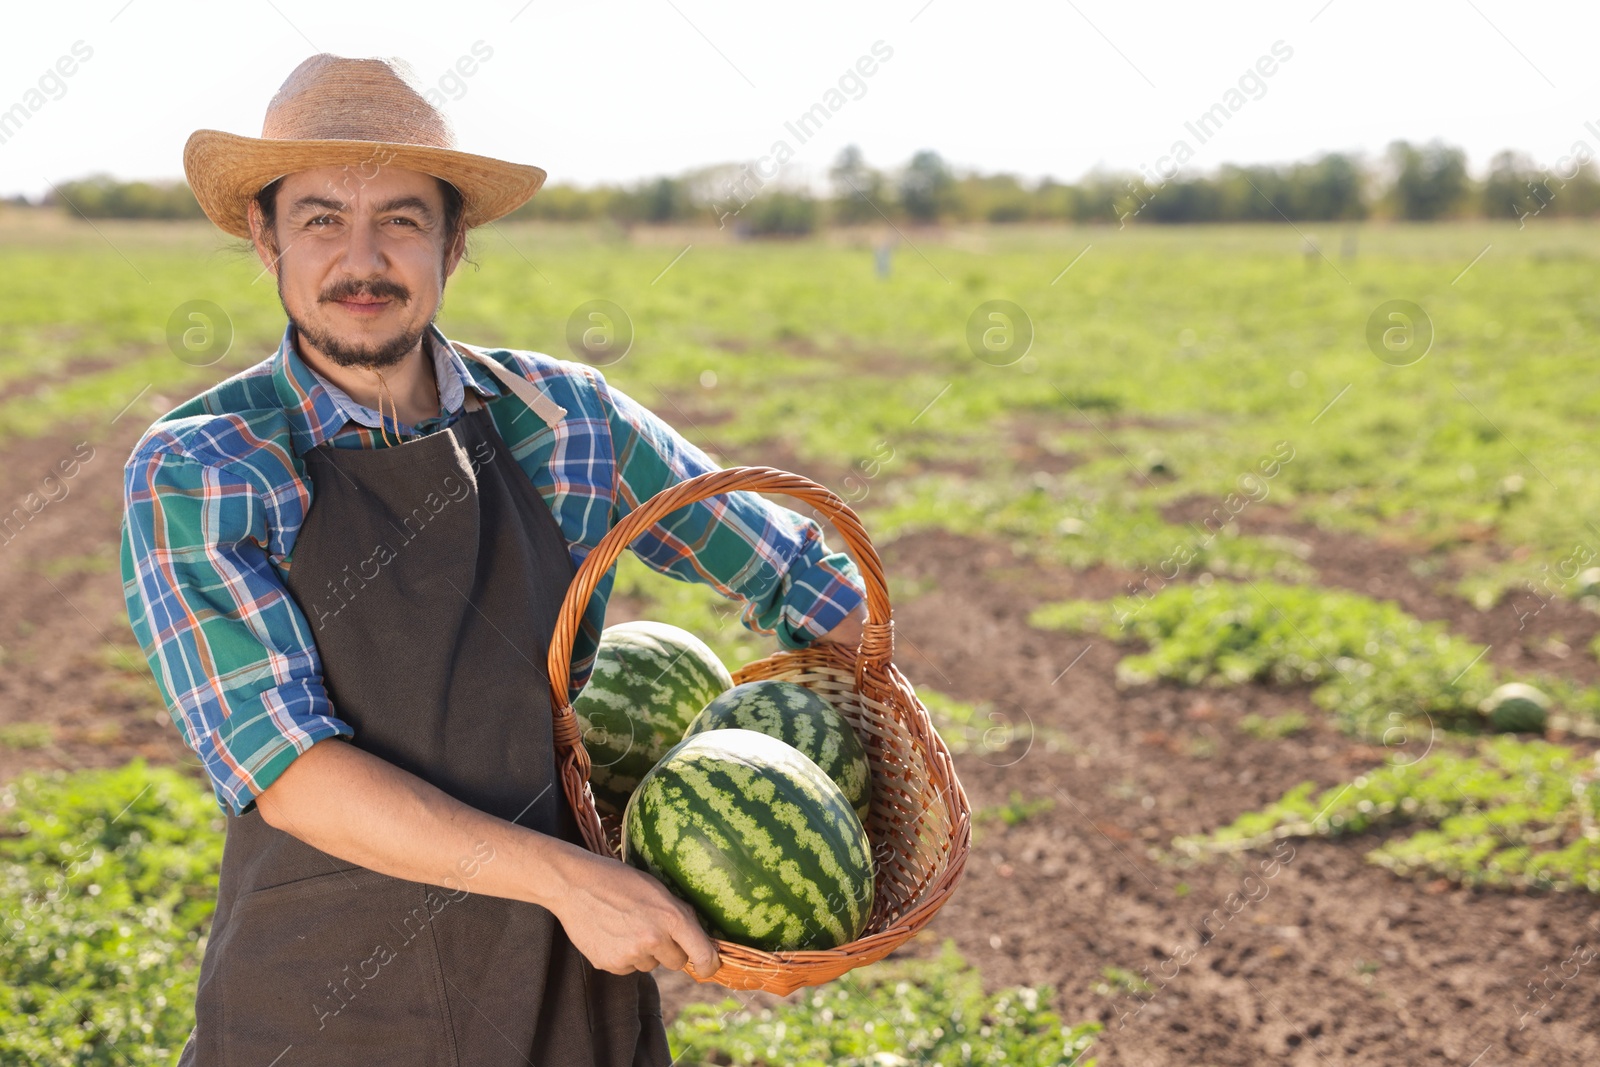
[256,735,722,976]
[254,736,586,909]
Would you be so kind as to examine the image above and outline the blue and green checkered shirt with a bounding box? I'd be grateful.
[120,323,866,817]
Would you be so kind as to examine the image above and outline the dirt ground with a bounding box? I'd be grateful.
[5,418,1600,1064]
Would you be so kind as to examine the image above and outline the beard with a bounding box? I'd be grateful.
[283,274,432,370]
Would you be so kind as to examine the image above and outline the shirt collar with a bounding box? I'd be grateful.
[272,322,503,454]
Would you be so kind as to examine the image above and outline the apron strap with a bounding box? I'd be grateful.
[451,341,568,429]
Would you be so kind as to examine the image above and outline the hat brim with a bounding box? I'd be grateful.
[184,129,547,239]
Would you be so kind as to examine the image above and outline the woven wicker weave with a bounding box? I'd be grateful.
[546,466,971,995]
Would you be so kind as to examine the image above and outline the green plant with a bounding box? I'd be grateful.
[916,687,1072,758]
[869,472,1312,584]
[975,791,1057,829]
[1178,737,1600,893]
[669,940,1100,1066]
[0,760,223,1065]
[1030,580,1506,737]
[1092,966,1155,999]
[1237,711,1310,739]
[0,722,53,749]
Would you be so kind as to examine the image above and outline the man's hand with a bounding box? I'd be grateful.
[817,601,868,647]
[255,738,718,978]
[550,849,721,976]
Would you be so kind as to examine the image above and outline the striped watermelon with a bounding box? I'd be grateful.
[684,679,872,823]
[573,621,734,815]
[621,728,875,952]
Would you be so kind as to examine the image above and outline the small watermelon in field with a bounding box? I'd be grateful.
[1480,682,1550,733]
[684,679,872,823]
[622,728,875,953]
[573,621,734,814]
[1577,567,1600,599]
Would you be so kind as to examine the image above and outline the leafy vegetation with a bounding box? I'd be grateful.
[608,550,776,673]
[1177,737,1600,894]
[868,471,1312,583]
[10,217,1600,605]
[669,940,1100,1066]
[0,759,1093,1065]
[1029,579,1524,737]
[0,760,222,1065]
[975,791,1058,828]
[973,792,1058,843]
[0,722,53,750]
[1237,710,1311,740]
[916,687,1073,759]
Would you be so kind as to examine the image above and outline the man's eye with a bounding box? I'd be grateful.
[308,215,334,227]
[389,217,419,227]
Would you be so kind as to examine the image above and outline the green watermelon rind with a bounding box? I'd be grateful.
[1480,682,1550,734]
[573,621,733,814]
[622,728,875,953]
[684,679,872,824]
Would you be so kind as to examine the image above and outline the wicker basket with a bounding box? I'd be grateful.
[544,465,971,995]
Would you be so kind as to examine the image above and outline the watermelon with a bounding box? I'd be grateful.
[622,728,874,952]
[1480,682,1549,733]
[573,621,733,814]
[684,679,872,823]
[1578,567,1600,599]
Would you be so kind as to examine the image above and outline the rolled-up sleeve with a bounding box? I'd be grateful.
[120,446,352,817]
[593,371,867,650]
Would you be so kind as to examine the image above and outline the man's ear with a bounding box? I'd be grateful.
[246,199,280,275]
[443,223,467,280]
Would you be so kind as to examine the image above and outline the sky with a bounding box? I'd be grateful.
[0,0,1593,201]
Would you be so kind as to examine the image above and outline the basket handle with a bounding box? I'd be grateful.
[545,466,896,851]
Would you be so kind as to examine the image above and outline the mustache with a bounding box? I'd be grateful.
[321,278,411,304]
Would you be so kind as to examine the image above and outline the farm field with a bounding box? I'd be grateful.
[3,211,1600,1064]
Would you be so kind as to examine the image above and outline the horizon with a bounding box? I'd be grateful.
[1,136,1586,203]
[0,0,1592,202]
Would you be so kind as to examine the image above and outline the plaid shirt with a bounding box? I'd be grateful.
[120,323,865,818]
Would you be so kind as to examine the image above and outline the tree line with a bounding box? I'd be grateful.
[19,140,1598,234]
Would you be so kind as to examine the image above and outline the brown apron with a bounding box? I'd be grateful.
[178,386,670,1066]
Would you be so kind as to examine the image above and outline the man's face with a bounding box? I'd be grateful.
[248,164,465,370]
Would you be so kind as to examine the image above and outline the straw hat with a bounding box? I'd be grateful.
[184,54,547,239]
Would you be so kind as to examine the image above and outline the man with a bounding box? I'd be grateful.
[121,54,867,1065]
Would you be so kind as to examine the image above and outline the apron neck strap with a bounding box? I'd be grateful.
[451,341,567,429]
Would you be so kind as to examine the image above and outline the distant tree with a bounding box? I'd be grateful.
[744,190,817,236]
[953,173,1032,223]
[1211,165,1296,222]
[829,145,886,225]
[1291,152,1367,220]
[1071,170,1125,224]
[1553,161,1600,216]
[1387,140,1471,220]
[49,174,204,219]
[899,150,954,223]
[1139,178,1226,223]
[645,176,687,223]
[511,183,605,221]
[1483,150,1543,222]
[1031,178,1081,222]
